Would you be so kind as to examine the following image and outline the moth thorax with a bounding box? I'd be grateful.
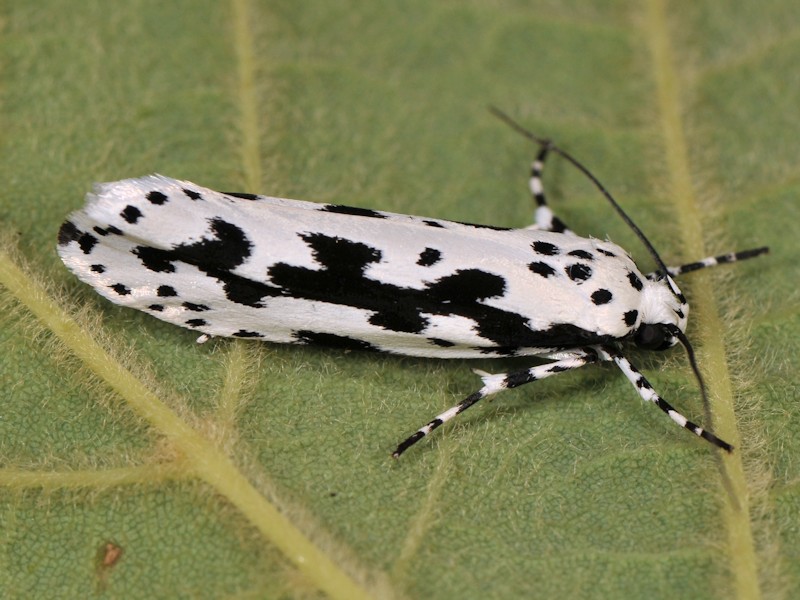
[639,277,689,335]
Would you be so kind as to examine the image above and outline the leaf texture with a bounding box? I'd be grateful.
[0,1,797,598]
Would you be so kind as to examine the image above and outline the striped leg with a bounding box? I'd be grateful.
[595,345,733,452]
[648,246,769,279]
[392,350,595,458]
[526,146,574,234]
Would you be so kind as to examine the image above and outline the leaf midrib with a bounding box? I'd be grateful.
[0,253,371,600]
[644,1,760,598]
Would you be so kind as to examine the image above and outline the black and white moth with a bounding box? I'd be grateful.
[57,112,767,457]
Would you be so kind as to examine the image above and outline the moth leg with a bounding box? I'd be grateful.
[595,345,733,452]
[392,349,596,458]
[525,145,574,235]
[648,247,769,278]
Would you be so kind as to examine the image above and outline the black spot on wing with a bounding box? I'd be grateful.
[268,233,415,329]
[417,247,442,267]
[58,221,80,246]
[321,204,387,219]
[567,250,593,260]
[129,217,281,307]
[295,330,378,352]
[269,232,612,350]
[454,220,512,231]
[106,225,123,235]
[270,234,499,335]
[183,302,210,312]
[233,329,263,338]
[223,192,260,200]
[533,241,559,255]
[275,234,376,277]
[627,271,643,291]
[110,283,131,296]
[58,221,100,254]
[185,319,207,327]
[157,285,178,297]
[483,321,613,352]
[597,248,616,257]
[217,273,281,307]
[529,261,556,277]
[427,269,505,303]
[132,246,177,273]
[429,338,455,347]
[183,188,202,200]
[423,220,445,228]
[93,226,114,237]
[136,218,253,273]
[314,233,381,272]
[478,345,520,356]
[173,218,252,271]
[90,264,105,273]
[370,310,427,333]
[566,263,592,281]
[121,205,142,224]
[591,289,613,305]
[624,309,638,326]
[149,304,164,312]
[146,191,168,205]
[371,269,507,334]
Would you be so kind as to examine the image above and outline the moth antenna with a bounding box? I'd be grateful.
[488,106,674,284]
[661,246,769,277]
[670,326,710,414]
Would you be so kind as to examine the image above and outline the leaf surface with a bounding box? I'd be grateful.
[1,1,797,598]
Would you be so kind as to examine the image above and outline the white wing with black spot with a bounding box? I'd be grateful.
[58,175,650,358]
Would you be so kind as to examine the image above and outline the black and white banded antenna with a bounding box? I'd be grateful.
[489,106,678,285]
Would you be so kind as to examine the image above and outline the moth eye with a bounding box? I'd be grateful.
[634,324,672,351]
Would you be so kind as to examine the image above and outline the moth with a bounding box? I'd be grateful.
[57,110,767,457]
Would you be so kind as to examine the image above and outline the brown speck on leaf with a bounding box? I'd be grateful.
[100,541,123,568]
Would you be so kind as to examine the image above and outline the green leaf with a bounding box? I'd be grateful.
[1,1,797,598]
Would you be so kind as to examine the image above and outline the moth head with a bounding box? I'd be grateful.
[634,274,688,351]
